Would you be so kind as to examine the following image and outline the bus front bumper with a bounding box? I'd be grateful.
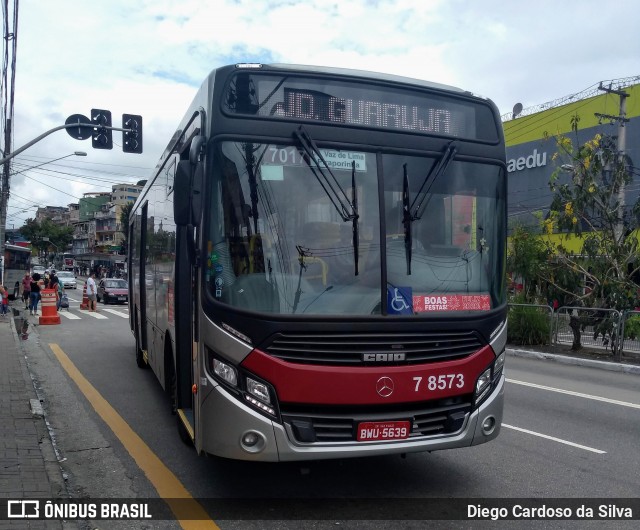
[199,373,504,462]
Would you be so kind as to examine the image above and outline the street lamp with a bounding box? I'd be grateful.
[1,152,88,276]
[10,151,87,176]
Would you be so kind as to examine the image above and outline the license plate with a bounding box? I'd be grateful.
[357,420,410,441]
[118,296,125,300]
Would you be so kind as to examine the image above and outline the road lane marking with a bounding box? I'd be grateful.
[502,424,607,454]
[102,308,129,319]
[506,378,640,410]
[81,311,109,319]
[58,311,81,320]
[48,343,218,530]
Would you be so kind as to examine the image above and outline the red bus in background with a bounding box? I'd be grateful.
[62,254,75,272]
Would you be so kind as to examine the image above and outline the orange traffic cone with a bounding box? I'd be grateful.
[39,289,61,325]
[80,282,89,310]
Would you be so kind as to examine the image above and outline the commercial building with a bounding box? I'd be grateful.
[504,76,640,238]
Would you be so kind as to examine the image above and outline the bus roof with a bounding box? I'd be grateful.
[4,243,31,252]
[264,63,473,96]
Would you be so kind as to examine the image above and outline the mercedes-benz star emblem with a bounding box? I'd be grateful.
[376,376,394,398]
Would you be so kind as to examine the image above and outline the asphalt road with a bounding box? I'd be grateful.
[21,290,640,529]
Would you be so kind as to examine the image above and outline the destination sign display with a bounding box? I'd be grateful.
[224,73,498,142]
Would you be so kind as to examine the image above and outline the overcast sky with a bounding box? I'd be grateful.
[4,0,640,228]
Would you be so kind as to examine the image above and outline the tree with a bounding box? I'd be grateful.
[546,124,640,311]
[507,224,551,301]
[19,218,73,258]
[541,121,639,350]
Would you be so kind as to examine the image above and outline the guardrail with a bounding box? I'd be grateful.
[508,303,640,363]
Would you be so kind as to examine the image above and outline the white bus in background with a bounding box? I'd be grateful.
[2,243,32,300]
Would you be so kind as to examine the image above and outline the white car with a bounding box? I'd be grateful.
[57,271,77,289]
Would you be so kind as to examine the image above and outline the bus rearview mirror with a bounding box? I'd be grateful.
[191,163,203,226]
[174,160,192,226]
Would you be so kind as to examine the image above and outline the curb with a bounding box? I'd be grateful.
[507,347,640,375]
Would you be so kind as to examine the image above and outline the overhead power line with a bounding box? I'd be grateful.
[502,75,640,122]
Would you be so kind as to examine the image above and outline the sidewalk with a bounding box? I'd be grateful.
[0,307,65,527]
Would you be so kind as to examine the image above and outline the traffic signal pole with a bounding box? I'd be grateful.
[0,116,142,278]
[0,122,137,165]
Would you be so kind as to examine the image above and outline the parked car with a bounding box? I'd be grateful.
[97,279,128,304]
[56,271,77,289]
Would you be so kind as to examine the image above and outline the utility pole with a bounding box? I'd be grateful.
[595,83,629,244]
[0,117,11,280]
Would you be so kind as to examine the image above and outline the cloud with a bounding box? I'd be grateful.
[4,0,640,226]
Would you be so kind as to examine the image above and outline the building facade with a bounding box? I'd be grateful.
[71,184,142,270]
[504,77,640,235]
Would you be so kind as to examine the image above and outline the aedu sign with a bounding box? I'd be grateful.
[507,148,547,173]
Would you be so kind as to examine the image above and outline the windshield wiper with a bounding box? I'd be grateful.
[294,126,357,222]
[351,160,359,276]
[292,245,307,314]
[294,126,360,276]
[402,163,413,275]
[410,140,458,221]
[402,141,458,275]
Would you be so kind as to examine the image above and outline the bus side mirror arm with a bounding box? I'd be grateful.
[189,136,206,226]
[191,163,204,226]
[174,160,192,227]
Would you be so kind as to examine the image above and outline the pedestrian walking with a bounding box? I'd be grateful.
[49,273,59,295]
[55,278,65,311]
[21,272,31,309]
[30,273,42,316]
[0,285,8,317]
[86,271,98,312]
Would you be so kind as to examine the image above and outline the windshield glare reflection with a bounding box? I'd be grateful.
[205,141,504,316]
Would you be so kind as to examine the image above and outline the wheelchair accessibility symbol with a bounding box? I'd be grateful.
[387,286,413,314]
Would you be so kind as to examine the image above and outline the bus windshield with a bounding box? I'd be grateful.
[205,140,505,316]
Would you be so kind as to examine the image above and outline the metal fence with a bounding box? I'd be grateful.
[508,303,640,362]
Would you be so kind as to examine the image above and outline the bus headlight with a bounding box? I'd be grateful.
[247,378,271,405]
[494,352,505,376]
[213,358,238,386]
[475,368,491,394]
[475,367,492,403]
[244,377,276,416]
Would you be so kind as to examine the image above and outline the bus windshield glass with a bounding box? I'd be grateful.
[205,141,505,315]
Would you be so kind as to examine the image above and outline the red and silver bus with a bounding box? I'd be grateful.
[128,63,507,461]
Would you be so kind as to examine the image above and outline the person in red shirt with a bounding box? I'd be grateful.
[0,285,8,317]
[22,272,32,309]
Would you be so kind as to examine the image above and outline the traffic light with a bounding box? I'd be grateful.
[122,114,143,153]
[91,109,113,149]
